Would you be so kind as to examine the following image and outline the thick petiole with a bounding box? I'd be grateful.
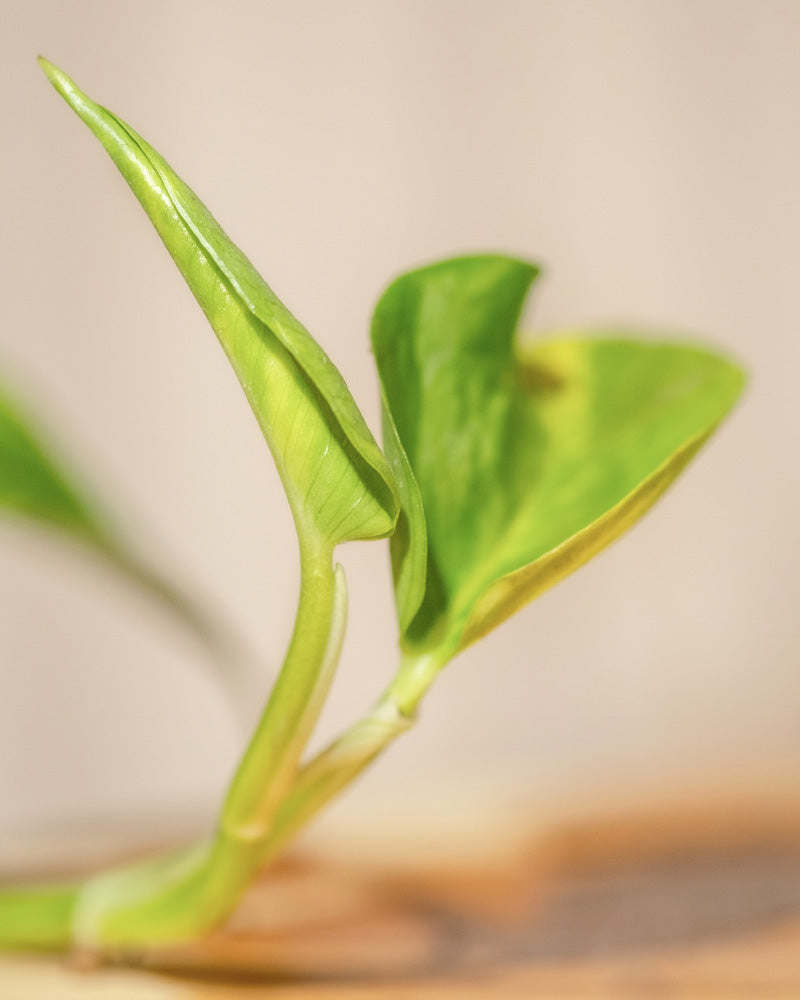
[66,539,346,949]
[220,541,346,840]
[255,649,447,866]
[0,882,79,951]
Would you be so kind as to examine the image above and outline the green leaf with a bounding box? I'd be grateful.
[378,384,429,636]
[371,254,745,654]
[0,377,105,543]
[0,371,257,690]
[39,59,398,549]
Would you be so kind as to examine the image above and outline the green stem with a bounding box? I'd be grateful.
[0,586,442,955]
[220,539,343,838]
[0,882,78,951]
[256,649,446,866]
[66,537,346,949]
[0,645,443,952]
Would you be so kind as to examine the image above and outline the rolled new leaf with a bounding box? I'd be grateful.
[39,59,398,550]
[371,254,745,655]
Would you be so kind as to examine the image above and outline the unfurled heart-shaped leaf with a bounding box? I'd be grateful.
[40,60,397,550]
[371,255,745,655]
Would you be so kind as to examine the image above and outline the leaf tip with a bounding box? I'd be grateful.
[38,57,91,116]
[38,55,65,89]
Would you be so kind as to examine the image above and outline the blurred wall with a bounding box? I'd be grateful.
[0,0,796,841]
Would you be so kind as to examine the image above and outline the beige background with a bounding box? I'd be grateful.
[0,1,796,845]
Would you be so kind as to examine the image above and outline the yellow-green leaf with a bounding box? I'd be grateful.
[40,59,397,549]
[371,255,745,654]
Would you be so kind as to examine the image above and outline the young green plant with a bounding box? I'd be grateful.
[0,60,744,955]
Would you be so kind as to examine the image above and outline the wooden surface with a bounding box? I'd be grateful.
[3,798,800,998]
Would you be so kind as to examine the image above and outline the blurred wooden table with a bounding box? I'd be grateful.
[3,794,800,998]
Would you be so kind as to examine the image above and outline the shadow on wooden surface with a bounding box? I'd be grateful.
[4,795,800,997]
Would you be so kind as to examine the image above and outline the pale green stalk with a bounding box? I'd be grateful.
[220,541,345,839]
[0,883,78,951]
[68,536,346,948]
[0,536,344,953]
[0,644,436,952]
[69,646,445,948]
[256,650,446,866]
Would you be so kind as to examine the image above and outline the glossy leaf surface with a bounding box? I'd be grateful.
[40,60,397,549]
[371,255,745,653]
